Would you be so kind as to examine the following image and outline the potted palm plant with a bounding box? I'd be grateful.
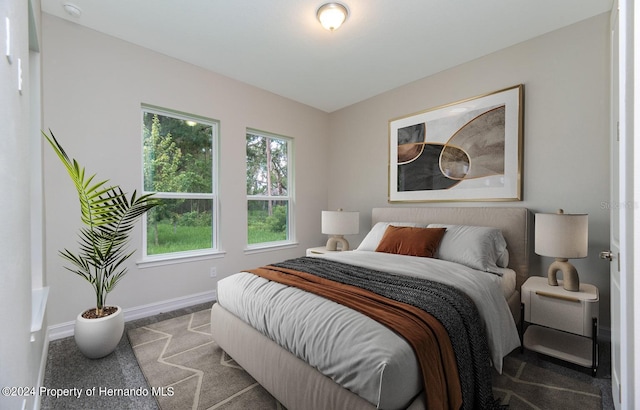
[43,130,159,358]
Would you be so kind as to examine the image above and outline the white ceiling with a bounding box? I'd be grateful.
[42,0,613,113]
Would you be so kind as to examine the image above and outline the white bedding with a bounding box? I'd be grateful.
[496,266,517,299]
[216,251,520,409]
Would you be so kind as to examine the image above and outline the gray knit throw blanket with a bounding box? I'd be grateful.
[272,257,500,410]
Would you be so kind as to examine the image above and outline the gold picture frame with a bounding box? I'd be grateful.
[388,84,524,202]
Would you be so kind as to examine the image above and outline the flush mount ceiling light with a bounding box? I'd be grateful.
[63,3,82,18]
[317,2,349,31]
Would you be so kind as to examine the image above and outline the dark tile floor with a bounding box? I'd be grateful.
[41,302,614,409]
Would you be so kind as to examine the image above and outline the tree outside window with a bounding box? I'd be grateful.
[142,107,218,258]
[246,130,293,246]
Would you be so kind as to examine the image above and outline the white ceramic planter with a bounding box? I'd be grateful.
[74,306,124,359]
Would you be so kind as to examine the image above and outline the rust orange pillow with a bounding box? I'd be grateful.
[375,226,446,258]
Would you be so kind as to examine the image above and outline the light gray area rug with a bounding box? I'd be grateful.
[130,309,604,410]
[128,308,283,410]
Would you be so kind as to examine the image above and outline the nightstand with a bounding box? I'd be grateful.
[306,247,341,256]
[520,276,599,376]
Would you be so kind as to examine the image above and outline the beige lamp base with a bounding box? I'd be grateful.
[326,235,350,251]
[547,258,580,292]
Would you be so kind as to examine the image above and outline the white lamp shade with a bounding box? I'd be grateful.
[321,210,359,235]
[535,212,588,258]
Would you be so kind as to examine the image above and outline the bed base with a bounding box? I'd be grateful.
[210,303,426,410]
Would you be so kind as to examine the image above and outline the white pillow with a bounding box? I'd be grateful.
[427,224,508,273]
[497,248,509,268]
[356,222,425,251]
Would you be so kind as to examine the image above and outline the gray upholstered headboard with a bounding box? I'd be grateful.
[372,207,532,289]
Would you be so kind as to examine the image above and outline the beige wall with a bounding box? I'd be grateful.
[42,12,612,332]
[328,13,611,329]
[42,15,330,326]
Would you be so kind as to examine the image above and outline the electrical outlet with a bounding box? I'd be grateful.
[210,267,217,278]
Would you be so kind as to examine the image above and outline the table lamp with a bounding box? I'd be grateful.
[321,209,359,251]
[535,209,588,291]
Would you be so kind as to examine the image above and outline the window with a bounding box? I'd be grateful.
[246,129,294,248]
[142,106,218,260]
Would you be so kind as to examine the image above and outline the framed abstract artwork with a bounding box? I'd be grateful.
[388,84,524,202]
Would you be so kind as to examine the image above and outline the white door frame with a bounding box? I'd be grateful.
[609,5,621,408]
[614,1,638,408]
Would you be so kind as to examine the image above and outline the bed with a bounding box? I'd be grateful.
[211,207,531,410]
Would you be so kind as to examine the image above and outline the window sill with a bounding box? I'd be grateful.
[137,250,226,269]
[244,242,299,255]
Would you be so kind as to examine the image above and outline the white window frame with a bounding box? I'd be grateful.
[138,104,222,267]
[245,128,296,253]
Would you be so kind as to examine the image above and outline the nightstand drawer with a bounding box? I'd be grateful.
[521,277,599,337]
[530,291,586,335]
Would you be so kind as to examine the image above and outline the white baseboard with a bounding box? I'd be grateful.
[47,290,216,341]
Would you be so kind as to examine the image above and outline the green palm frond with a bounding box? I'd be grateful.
[43,130,159,317]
